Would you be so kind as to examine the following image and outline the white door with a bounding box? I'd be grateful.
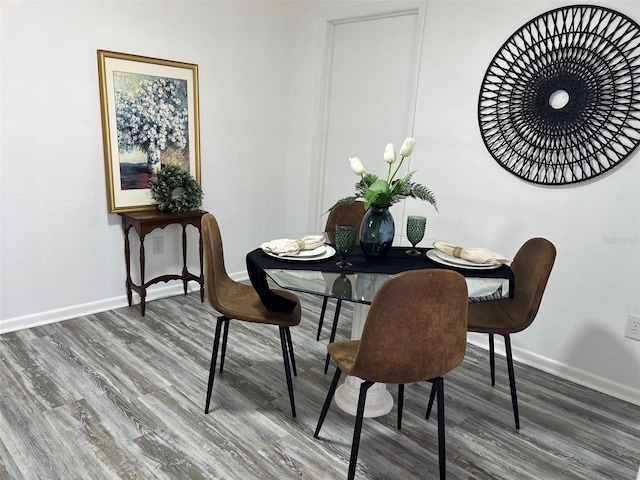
[313,2,426,227]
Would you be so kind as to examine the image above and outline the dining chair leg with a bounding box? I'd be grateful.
[503,334,520,429]
[314,367,343,438]
[279,326,296,418]
[205,316,226,414]
[219,317,230,373]
[425,380,437,420]
[489,333,496,386]
[316,297,329,341]
[348,380,375,480]
[397,384,405,430]
[324,300,343,374]
[284,326,297,376]
[434,376,446,480]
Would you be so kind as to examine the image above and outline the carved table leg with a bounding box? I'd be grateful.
[139,234,147,316]
[198,226,204,302]
[182,224,188,295]
[124,225,133,307]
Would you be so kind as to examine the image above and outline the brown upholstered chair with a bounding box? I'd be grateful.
[201,213,302,417]
[464,237,556,429]
[317,201,366,373]
[314,269,468,480]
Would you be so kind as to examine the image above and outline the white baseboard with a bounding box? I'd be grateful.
[0,272,250,335]
[2,278,637,408]
[467,332,640,407]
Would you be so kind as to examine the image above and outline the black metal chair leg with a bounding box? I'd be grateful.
[425,380,437,419]
[489,333,495,386]
[503,334,520,429]
[314,367,343,438]
[316,297,329,341]
[324,300,343,374]
[219,317,230,373]
[435,377,446,480]
[348,380,375,480]
[284,326,297,376]
[279,326,296,417]
[205,317,226,414]
[397,384,405,430]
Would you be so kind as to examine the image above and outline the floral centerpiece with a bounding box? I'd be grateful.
[330,136,437,211]
[330,137,437,258]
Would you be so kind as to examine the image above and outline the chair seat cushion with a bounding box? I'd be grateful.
[467,300,521,334]
[215,281,301,327]
[327,340,360,375]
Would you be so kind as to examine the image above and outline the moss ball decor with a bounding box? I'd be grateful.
[149,165,203,212]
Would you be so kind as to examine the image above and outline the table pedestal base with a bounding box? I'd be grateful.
[333,301,393,418]
[334,376,393,417]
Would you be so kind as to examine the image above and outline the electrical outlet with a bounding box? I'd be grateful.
[625,314,640,341]
[152,236,163,254]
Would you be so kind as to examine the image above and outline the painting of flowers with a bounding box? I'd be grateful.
[98,50,200,213]
[115,73,189,189]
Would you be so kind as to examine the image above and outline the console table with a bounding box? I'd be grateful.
[120,210,207,316]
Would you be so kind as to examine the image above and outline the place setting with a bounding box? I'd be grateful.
[427,241,510,270]
[260,235,337,262]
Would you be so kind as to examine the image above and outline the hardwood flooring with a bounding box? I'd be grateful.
[1,291,638,479]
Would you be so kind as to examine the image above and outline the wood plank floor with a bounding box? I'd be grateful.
[1,290,638,479]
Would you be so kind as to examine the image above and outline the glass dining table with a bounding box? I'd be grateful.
[246,238,513,418]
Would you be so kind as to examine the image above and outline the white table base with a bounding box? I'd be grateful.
[332,302,394,418]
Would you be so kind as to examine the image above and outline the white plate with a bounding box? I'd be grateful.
[427,249,502,270]
[265,245,336,261]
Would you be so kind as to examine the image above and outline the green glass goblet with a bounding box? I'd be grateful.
[405,215,426,255]
[335,224,357,268]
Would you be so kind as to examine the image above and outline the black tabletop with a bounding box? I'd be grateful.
[247,246,514,313]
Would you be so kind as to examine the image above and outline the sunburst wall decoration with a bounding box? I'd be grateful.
[478,5,640,185]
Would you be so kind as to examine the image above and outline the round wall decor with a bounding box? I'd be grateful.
[478,5,640,185]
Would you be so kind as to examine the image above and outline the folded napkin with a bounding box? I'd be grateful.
[260,235,325,256]
[433,241,510,265]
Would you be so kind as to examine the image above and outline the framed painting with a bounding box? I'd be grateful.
[98,50,200,213]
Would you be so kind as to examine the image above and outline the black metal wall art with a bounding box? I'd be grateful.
[478,5,640,185]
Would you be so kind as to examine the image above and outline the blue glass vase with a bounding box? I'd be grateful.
[359,205,395,258]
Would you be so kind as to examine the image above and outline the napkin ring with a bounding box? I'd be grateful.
[452,246,463,258]
[295,239,305,250]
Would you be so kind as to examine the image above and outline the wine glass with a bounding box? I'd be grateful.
[405,215,426,255]
[335,224,357,268]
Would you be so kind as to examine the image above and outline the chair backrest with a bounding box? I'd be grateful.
[501,237,556,332]
[325,201,367,244]
[349,269,469,385]
[202,213,233,312]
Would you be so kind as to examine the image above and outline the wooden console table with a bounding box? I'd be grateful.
[120,210,207,316]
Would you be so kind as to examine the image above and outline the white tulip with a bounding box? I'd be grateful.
[384,143,397,164]
[400,137,415,157]
[349,156,366,175]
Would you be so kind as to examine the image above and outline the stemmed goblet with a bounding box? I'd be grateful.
[405,215,426,255]
[335,224,357,268]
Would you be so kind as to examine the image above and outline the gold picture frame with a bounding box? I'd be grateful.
[98,50,200,213]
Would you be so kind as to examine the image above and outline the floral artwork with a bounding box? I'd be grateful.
[98,50,200,213]
[115,73,189,189]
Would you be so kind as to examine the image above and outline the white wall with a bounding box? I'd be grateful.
[410,0,640,403]
[1,0,305,326]
[1,0,639,404]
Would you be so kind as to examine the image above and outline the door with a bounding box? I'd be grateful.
[313,2,426,227]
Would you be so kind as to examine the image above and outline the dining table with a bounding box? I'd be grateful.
[246,237,514,418]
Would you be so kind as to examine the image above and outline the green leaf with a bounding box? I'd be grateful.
[368,179,390,195]
[408,183,438,211]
